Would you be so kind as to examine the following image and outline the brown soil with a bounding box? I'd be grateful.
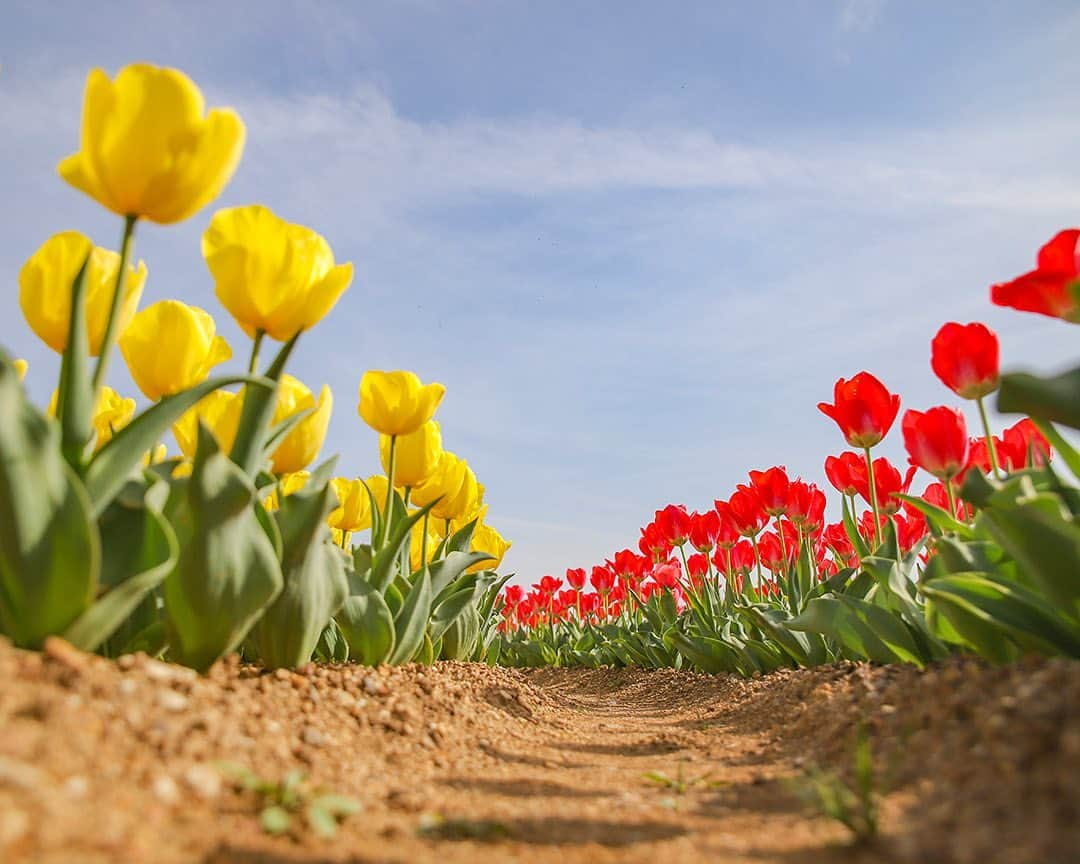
[1,637,1077,864]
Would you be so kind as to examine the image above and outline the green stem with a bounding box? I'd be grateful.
[863,447,882,548]
[421,511,430,569]
[750,533,764,590]
[91,214,137,393]
[945,478,959,522]
[774,514,788,566]
[382,435,397,545]
[976,396,1002,477]
[247,330,265,374]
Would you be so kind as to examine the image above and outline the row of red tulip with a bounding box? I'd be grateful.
[501,229,1075,633]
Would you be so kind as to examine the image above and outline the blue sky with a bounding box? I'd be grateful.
[3,1,1079,583]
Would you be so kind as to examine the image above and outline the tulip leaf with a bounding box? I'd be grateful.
[314,618,350,663]
[388,566,433,665]
[438,604,480,660]
[78,473,178,655]
[229,334,299,475]
[56,254,94,471]
[84,374,275,517]
[787,595,925,666]
[335,578,395,665]
[370,501,436,593]
[0,356,99,647]
[163,422,283,672]
[920,573,1080,659]
[997,366,1080,430]
[428,582,482,643]
[250,475,348,669]
[429,551,494,600]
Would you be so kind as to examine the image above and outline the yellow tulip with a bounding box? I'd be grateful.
[202,205,353,342]
[264,470,310,511]
[172,390,242,458]
[468,523,511,573]
[14,360,27,381]
[441,462,481,521]
[410,517,441,573]
[379,420,442,488]
[48,385,136,452]
[120,300,232,400]
[411,451,466,519]
[58,64,245,224]
[19,231,147,355]
[268,375,333,474]
[451,504,489,536]
[358,370,445,437]
[328,478,373,533]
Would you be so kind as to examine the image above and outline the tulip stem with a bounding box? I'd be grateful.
[90,214,137,394]
[976,396,1002,478]
[248,330,265,374]
[945,479,959,523]
[382,435,397,545]
[421,511,430,570]
[863,447,883,548]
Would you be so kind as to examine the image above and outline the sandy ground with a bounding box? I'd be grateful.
[0,637,1077,864]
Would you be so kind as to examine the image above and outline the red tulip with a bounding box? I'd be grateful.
[991,229,1080,323]
[638,522,671,563]
[565,567,586,590]
[824,452,865,497]
[590,565,615,594]
[930,322,999,400]
[688,510,721,552]
[652,560,682,589]
[608,549,647,582]
[536,575,562,595]
[853,456,916,515]
[902,406,969,480]
[788,480,827,533]
[726,487,768,537]
[504,585,523,607]
[730,540,756,575]
[686,553,709,586]
[712,502,742,548]
[818,372,901,449]
[655,504,692,546]
[747,466,790,516]
[999,418,1051,470]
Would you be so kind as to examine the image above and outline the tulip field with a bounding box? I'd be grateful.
[1,61,1079,864]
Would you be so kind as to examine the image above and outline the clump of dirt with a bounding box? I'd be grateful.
[0,635,1076,864]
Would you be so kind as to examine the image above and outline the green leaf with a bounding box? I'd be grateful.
[162,422,283,672]
[56,254,94,471]
[998,366,1080,430]
[430,551,493,600]
[0,356,99,647]
[788,595,926,666]
[370,501,436,593]
[250,472,348,669]
[388,566,433,664]
[335,578,395,665]
[64,474,178,653]
[84,374,274,517]
[439,604,481,660]
[229,334,299,475]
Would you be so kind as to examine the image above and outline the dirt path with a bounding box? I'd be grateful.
[2,640,1077,863]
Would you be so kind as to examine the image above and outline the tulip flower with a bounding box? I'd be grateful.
[999,418,1052,470]
[120,300,231,400]
[652,560,682,590]
[328,478,374,537]
[360,474,393,517]
[14,359,27,381]
[379,420,442,489]
[566,568,587,590]
[824,452,864,497]
[58,64,245,225]
[172,390,242,458]
[931,322,999,400]
[468,523,511,573]
[818,372,901,450]
[930,321,1002,475]
[412,451,467,520]
[19,231,147,356]
[590,566,616,594]
[818,372,900,545]
[748,467,790,517]
[439,462,481,521]
[202,205,353,343]
[267,375,333,475]
[358,370,446,437]
[852,457,916,516]
[902,406,968,518]
[991,229,1080,323]
[537,575,562,595]
[788,481,827,534]
[688,510,721,553]
[410,517,442,572]
[638,522,672,563]
[655,504,692,547]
